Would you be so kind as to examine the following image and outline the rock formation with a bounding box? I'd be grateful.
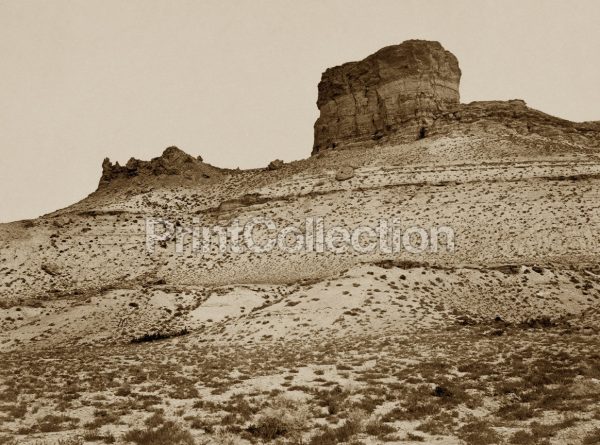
[432,100,600,147]
[267,159,285,170]
[312,40,600,153]
[99,146,220,187]
[312,40,461,154]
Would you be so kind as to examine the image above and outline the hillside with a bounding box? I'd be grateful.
[1,40,600,445]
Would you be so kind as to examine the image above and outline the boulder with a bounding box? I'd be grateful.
[335,166,355,181]
[267,159,285,170]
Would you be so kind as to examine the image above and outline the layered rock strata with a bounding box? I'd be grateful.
[313,40,461,154]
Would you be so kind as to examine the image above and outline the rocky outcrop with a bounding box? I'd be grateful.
[428,100,600,147]
[267,159,285,170]
[99,146,219,188]
[312,40,461,154]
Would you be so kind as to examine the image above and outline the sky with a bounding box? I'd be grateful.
[1,0,599,222]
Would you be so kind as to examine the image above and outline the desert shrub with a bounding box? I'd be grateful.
[221,396,256,421]
[82,429,115,443]
[84,409,121,429]
[186,415,214,433]
[83,429,104,441]
[382,398,440,421]
[144,411,165,428]
[308,410,365,445]
[246,396,309,442]
[497,403,535,421]
[246,416,288,440]
[36,414,79,433]
[457,420,500,445]
[122,421,194,445]
[509,430,538,444]
[220,413,237,426]
[314,386,349,415]
[354,394,384,414]
[212,431,237,445]
[407,432,425,442]
[416,412,458,435]
[115,383,132,396]
[364,419,396,438]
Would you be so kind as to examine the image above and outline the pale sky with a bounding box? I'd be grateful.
[1,0,599,223]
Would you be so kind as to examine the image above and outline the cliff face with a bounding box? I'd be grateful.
[313,40,461,154]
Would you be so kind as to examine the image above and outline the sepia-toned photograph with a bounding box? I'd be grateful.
[1,1,600,444]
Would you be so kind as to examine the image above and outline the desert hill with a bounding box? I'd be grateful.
[1,40,600,445]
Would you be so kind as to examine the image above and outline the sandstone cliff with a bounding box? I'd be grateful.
[313,40,600,153]
[313,40,461,154]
